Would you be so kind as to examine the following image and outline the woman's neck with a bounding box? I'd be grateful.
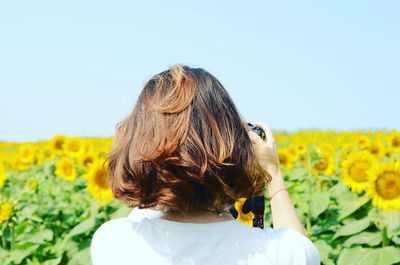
[160,209,235,223]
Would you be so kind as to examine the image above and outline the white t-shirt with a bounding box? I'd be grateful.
[91,207,320,265]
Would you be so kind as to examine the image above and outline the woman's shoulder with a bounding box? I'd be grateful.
[91,215,160,265]
[92,217,130,239]
[91,208,162,250]
[91,217,135,255]
[260,227,321,265]
[92,208,162,239]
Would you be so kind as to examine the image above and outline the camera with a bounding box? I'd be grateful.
[247,123,266,141]
[227,122,267,229]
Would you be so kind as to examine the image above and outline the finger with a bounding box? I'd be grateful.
[248,130,265,145]
[255,122,275,146]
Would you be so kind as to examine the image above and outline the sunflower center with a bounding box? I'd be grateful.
[314,160,328,171]
[348,161,370,182]
[94,168,109,189]
[22,149,30,157]
[392,136,400,148]
[63,163,73,176]
[55,140,64,150]
[370,146,379,155]
[69,141,80,152]
[84,157,94,166]
[375,171,400,200]
[278,154,287,165]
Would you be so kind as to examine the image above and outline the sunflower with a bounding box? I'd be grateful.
[367,141,386,158]
[278,148,297,169]
[18,144,36,165]
[275,134,288,144]
[234,197,254,227]
[311,151,336,176]
[337,142,353,159]
[387,131,400,154]
[291,143,307,155]
[341,151,375,193]
[0,164,7,188]
[79,152,95,173]
[64,137,87,158]
[32,147,46,167]
[317,143,334,156]
[54,157,77,181]
[365,160,400,211]
[356,135,370,150]
[85,159,113,204]
[50,134,67,154]
[96,145,111,158]
[0,201,14,222]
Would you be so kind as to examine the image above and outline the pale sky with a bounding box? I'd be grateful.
[1,0,399,142]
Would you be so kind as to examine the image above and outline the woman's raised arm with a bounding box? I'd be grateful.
[248,122,306,236]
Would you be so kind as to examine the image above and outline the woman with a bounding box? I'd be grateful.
[90,65,320,265]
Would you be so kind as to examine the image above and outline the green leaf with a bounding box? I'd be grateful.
[314,240,332,264]
[26,229,53,244]
[309,192,330,219]
[42,257,62,265]
[9,243,40,264]
[333,217,371,240]
[338,196,370,221]
[330,183,358,205]
[385,211,400,239]
[337,246,400,265]
[26,257,42,265]
[287,167,308,181]
[319,174,340,182]
[291,193,309,214]
[343,231,382,247]
[68,247,91,265]
[52,238,76,257]
[392,235,400,245]
[19,205,42,223]
[28,215,44,223]
[0,247,7,262]
[14,221,29,235]
[65,217,96,240]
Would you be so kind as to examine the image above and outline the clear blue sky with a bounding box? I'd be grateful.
[1,0,399,142]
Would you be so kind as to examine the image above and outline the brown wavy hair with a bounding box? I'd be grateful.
[106,64,271,213]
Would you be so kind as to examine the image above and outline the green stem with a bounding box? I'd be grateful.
[382,225,389,246]
[105,204,111,220]
[10,223,15,250]
[1,236,6,249]
[1,224,7,249]
[306,173,313,237]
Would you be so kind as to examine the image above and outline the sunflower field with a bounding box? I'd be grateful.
[1,130,400,264]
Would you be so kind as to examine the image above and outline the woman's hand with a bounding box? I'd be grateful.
[248,122,281,180]
[248,122,306,236]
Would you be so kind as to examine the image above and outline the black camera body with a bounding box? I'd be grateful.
[247,123,266,141]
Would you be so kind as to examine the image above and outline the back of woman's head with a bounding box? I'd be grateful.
[107,64,271,213]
